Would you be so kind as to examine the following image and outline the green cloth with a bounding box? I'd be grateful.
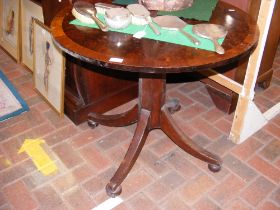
[112,0,137,5]
[112,0,218,21]
[158,0,218,21]
[70,17,224,52]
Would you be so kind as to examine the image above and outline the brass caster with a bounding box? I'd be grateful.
[87,119,99,129]
[106,183,122,198]
[208,163,221,173]
[166,98,181,114]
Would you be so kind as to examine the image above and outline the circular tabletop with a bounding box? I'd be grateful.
[51,0,259,74]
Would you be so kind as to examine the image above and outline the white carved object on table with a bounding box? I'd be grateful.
[139,0,194,11]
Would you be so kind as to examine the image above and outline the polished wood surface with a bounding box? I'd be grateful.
[51,1,258,197]
[51,1,258,74]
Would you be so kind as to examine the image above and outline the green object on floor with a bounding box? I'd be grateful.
[70,17,224,52]
[112,0,218,21]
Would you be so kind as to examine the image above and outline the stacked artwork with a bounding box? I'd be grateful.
[33,19,65,115]
[21,0,44,70]
[0,0,20,61]
[0,0,65,116]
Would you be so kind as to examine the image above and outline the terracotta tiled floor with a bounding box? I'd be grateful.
[0,45,279,210]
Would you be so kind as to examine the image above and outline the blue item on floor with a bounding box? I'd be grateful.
[0,70,29,122]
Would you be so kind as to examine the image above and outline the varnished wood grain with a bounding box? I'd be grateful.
[51,1,259,74]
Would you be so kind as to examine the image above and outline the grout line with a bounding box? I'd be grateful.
[263,102,280,120]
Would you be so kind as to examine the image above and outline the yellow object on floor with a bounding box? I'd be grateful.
[18,139,58,175]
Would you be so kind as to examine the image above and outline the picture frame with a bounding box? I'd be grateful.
[33,19,65,116]
[0,0,20,61]
[21,0,44,71]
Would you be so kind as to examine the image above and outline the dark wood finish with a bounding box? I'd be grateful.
[41,0,138,124]
[30,0,42,5]
[62,58,138,124]
[222,0,250,11]
[52,2,257,73]
[257,1,280,88]
[88,104,138,127]
[41,0,69,26]
[51,1,258,197]
[106,75,222,197]
[205,0,280,113]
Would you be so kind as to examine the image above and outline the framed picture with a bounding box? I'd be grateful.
[0,0,20,61]
[21,0,44,71]
[33,19,65,116]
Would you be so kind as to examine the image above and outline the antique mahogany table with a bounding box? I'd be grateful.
[51,1,258,197]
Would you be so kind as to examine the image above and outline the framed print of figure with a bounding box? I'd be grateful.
[21,0,44,71]
[0,0,20,61]
[33,19,65,116]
